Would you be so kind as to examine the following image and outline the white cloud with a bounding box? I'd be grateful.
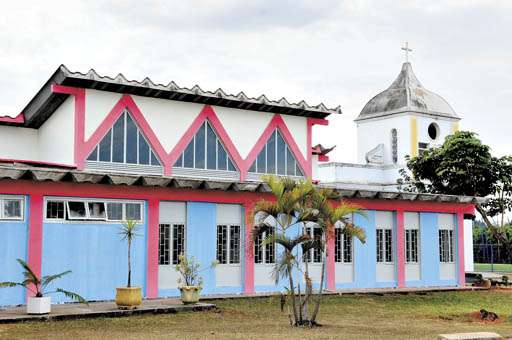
[0,0,510,159]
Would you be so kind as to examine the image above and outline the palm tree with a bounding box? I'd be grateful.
[252,175,315,326]
[0,258,87,303]
[119,220,140,287]
[252,176,365,327]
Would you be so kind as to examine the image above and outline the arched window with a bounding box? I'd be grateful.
[86,110,162,169]
[391,128,398,164]
[173,120,237,172]
[248,129,304,177]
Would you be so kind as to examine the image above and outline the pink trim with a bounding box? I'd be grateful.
[167,105,245,178]
[396,210,405,288]
[146,198,159,298]
[0,112,24,124]
[344,199,475,215]
[326,227,335,291]
[307,118,329,180]
[0,158,76,169]
[457,212,465,286]
[318,155,329,162]
[243,202,255,293]
[27,194,43,298]
[51,84,86,169]
[245,114,311,178]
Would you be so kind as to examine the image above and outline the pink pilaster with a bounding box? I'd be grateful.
[457,212,465,286]
[396,210,405,288]
[326,228,335,291]
[27,194,43,297]
[146,198,160,298]
[244,203,255,294]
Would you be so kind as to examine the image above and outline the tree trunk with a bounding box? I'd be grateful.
[286,252,299,325]
[127,238,132,287]
[310,245,327,324]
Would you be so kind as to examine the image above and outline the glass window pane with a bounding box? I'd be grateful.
[88,202,106,219]
[172,224,185,265]
[217,140,227,170]
[230,225,240,264]
[266,132,276,174]
[174,153,184,168]
[296,163,303,177]
[195,123,205,169]
[276,132,286,175]
[256,147,266,173]
[206,123,217,170]
[107,202,123,220]
[151,151,161,166]
[286,147,295,176]
[87,146,98,161]
[3,199,21,218]
[46,201,65,219]
[67,201,86,219]
[248,161,256,173]
[228,159,236,171]
[183,140,194,168]
[159,224,170,265]
[126,203,142,221]
[99,130,112,162]
[138,132,150,165]
[126,114,138,164]
[112,113,125,163]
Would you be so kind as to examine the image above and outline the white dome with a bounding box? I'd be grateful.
[355,63,458,121]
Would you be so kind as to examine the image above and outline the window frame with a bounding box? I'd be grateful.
[405,229,420,264]
[158,222,186,266]
[216,224,242,265]
[254,228,276,265]
[335,227,353,264]
[376,227,394,264]
[304,225,323,264]
[439,228,455,263]
[44,197,144,223]
[0,195,25,221]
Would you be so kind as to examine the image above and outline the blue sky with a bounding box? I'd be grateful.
[0,0,510,161]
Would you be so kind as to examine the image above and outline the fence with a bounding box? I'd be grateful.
[473,243,511,272]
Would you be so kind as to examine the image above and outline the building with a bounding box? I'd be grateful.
[0,63,478,306]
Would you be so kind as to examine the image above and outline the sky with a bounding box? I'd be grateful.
[0,0,511,162]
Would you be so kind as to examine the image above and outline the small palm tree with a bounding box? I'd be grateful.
[0,258,86,303]
[119,220,140,287]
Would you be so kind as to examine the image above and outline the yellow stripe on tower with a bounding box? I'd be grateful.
[410,116,418,157]
[451,121,459,134]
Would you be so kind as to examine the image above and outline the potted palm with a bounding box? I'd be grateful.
[115,219,142,309]
[175,255,217,304]
[0,259,86,314]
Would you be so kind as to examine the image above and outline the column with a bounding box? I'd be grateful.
[396,210,405,288]
[457,212,465,286]
[243,203,255,294]
[146,199,159,298]
[27,194,43,298]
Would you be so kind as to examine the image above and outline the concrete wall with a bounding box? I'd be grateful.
[0,196,28,306]
[0,126,38,160]
[41,202,148,303]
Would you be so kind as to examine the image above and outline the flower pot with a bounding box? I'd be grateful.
[27,296,51,314]
[179,286,201,304]
[115,286,142,309]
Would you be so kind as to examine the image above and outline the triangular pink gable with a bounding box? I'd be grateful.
[244,114,310,178]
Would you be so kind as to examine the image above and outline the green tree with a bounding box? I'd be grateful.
[252,176,365,327]
[399,130,512,259]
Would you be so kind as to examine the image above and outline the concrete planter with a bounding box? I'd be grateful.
[27,296,51,314]
[115,286,142,309]
[179,286,201,304]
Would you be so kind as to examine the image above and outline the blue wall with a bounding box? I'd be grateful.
[41,203,148,303]
[353,210,376,288]
[0,196,29,306]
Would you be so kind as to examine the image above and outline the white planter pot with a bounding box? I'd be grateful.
[27,296,51,314]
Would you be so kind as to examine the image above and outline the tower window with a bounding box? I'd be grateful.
[428,123,439,141]
[391,129,398,164]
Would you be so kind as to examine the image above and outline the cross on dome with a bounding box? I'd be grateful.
[401,42,412,62]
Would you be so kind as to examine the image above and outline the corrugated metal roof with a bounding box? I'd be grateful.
[0,164,483,204]
[20,65,342,128]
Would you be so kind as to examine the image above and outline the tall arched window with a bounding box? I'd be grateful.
[391,129,398,164]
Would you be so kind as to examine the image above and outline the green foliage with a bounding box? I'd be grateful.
[119,219,141,287]
[0,258,87,303]
[252,175,365,327]
[175,254,217,287]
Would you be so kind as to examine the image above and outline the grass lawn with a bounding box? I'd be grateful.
[475,263,512,272]
[2,290,512,339]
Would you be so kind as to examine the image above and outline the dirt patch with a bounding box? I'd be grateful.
[466,310,503,324]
